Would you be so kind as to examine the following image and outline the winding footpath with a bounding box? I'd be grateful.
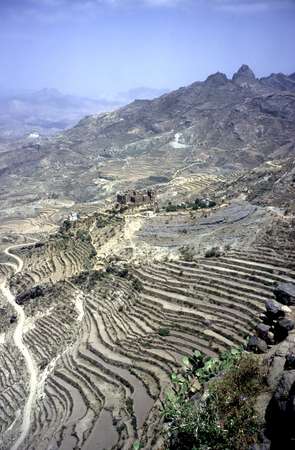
[0,243,38,450]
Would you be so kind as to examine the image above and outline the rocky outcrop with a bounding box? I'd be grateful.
[265,369,295,449]
[232,64,256,87]
[265,299,286,319]
[274,282,295,306]
[248,295,295,354]
[275,318,295,341]
[205,71,228,86]
[249,301,295,450]
[247,335,268,353]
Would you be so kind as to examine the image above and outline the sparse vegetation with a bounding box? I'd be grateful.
[179,246,195,261]
[165,198,217,213]
[132,278,143,292]
[76,229,91,242]
[126,397,133,416]
[205,246,222,258]
[89,248,97,258]
[158,327,170,336]
[162,348,265,450]
[166,203,178,213]
[61,219,71,232]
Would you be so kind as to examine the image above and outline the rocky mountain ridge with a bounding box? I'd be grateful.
[0,65,294,221]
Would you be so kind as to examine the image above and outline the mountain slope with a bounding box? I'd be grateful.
[62,64,295,164]
[0,65,295,219]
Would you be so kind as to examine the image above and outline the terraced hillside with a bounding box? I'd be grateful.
[0,60,295,449]
[0,194,294,449]
[127,201,274,261]
[9,238,95,297]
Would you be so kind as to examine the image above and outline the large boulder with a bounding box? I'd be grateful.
[247,335,268,353]
[256,323,271,342]
[275,318,295,342]
[274,283,295,306]
[285,353,295,371]
[265,299,285,320]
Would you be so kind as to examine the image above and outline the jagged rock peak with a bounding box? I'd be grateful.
[232,64,256,85]
[205,71,228,86]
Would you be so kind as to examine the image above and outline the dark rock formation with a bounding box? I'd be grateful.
[247,335,268,353]
[256,323,271,342]
[265,371,295,449]
[250,436,271,450]
[265,299,285,320]
[232,64,256,86]
[285,353,295,371]
[15,285,45,305]
[275,319,295,342]
[205,71,228,86]
[274,283,295,306]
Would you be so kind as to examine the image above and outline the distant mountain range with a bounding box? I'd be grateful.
[0,86,169,141]
[0,88,121,140]
[0,65,294,215]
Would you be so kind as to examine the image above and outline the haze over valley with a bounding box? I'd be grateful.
[0,87,168,140]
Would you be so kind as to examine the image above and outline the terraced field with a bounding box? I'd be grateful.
[0,343,28,442]
[156,172,226,204]
[1,222,294,449]
[131,201,273,261]
[10,236,95,297]
[0,189,294,450]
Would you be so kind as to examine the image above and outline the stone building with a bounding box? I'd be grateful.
[116,189,156,206]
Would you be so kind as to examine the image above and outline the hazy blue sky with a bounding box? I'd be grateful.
[0,0,295,98]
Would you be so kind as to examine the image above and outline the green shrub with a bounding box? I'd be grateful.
[132,278,143,292]
[126,397,133,416]
[158,327,170,337]
[166,203,178,213]
[89,248,97,258]
[205,246,222,258]
[162,349,265,450]
[179,246,195,261]
[209,353,264,449]
[76,229,91,242]
[61,219,71,232]
[195,198,216,209]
